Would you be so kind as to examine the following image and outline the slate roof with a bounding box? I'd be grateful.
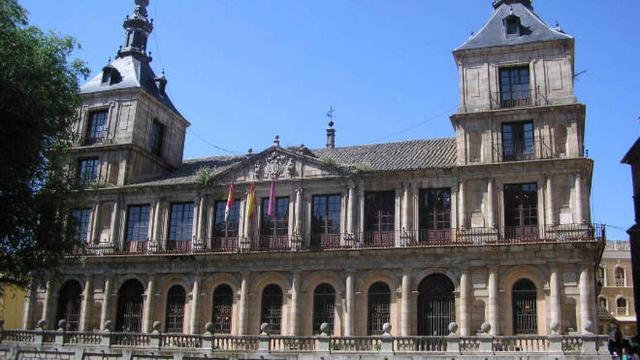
[80,56,182,117]
[130,137,457,187]
[455,2,572,52]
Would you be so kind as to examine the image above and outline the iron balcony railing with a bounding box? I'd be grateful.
[490,87,549,110]
[491,138,556,163]
[77,223,606,256]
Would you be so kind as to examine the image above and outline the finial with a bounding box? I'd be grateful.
[107,57,111,63]
[326,106,335,123]
[274,135,280,147]
[247,148,253,154]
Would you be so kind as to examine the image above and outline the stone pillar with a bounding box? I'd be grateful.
[400,272,411,336]
[238,272,249,335]
[293,188,304,250]
[42,280,54,328]
[460,271,470,336]
[458,180,466,228]
[487,269,498,336]
[196,194,207,249]
[190,275,200,334]
[100,279,111,330]
[345,273,355,336]
[579,267,592,333]
[347,185,356,235]
[150,200,163,251]
[22,286,37,329]
[290,272,300,335]
[91,202,101,244]
[550,268,562,334]
[79,276,93,331]
[575,173,584,224]
[401,184,410,232]
[142,276,155,332]
[487,179,495,228]
[546,176,555,226]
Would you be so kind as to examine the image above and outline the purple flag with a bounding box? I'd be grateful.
[267,180,276,218]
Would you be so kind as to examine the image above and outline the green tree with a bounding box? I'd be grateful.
[0,0,89,285]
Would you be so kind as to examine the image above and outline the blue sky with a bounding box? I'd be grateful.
[19,0,640,239]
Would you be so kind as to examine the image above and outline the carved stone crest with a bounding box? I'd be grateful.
[263,152,294,179]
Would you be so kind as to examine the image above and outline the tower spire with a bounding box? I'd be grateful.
[117,0,153,62]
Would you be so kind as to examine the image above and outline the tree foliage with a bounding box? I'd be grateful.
[0,0,89,285]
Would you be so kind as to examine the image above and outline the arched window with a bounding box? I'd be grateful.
[56,280,83,331]
[597,267,606,286]
[116,279,145,332]
[313,283,335,334]
[212,285,233,334]
[367,282,391,335]
[615,268,625,287]
[417,274,455,335]
[512,279,537,334]
[599,297,608,310]
[165,285,186,333]
[261,284,283,334]
[617,298,627,315]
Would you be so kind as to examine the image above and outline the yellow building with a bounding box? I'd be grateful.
[597,241,636,337]
[0,283,25,329]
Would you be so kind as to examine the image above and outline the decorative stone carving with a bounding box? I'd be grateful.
[448,322,459,335]
[264,152,294,180]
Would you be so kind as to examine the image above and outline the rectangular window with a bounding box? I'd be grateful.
[168,203,194,241]
[499,66,530,108]
[149,120,164,156]
[504,183,538,240]
[126,205,150,241]
[213,200,240,251]
[78,157,100,186]
[502,121,534,161]
[363,191,395,247]
[85,110,108,145]
[258,197,289,250]
[418,188,451,243]
[311,194,341,249]
[71,208,91,243]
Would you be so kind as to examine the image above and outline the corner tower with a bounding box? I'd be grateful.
[71,0,189,186]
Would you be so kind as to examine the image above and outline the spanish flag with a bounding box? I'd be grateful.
[246,183,256,219]
[224,183,234,222]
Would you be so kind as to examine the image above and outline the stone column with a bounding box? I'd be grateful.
[550,268,562,333]
[345,273,355,336]
[347,185,356,235]
[79,276,93,331]
[402,184,410,232]
[575,173,584,224]
[109,200,121,246]
[238,272,249,335]
[487,269,498,336]
[190,275,200,334]
[142,276,155,332]
[400,272,411,336]
[487,179,495,228]
[460,271,470,336]
[458,180,466,228]
[579,267,592,333]
[100,279,112,330]
[150,200,163,251]
[196,194,207,249]
[91,202,101,244]
[546,176,555,226]
[22,286,37,329]
[290,272,301,335]
[42,280,54,328]
[293,188,304,250]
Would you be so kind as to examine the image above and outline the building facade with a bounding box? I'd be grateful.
[21,0,605,341]
[596,241,636,336]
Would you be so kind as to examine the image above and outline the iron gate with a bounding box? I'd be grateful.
[165,286,186,333]
[367,282,391,335]
[512,279,537,334]
[116,280,144,332]
[213,285,233,333]
[312,284,335,334]
[261,284,283,334]
[417,274,455,335]
[56,280,82,331]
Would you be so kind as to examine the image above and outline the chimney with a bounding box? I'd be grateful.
[326,120,335,149]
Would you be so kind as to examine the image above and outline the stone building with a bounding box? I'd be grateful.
[21,0,605,339]
[596,241,636,336]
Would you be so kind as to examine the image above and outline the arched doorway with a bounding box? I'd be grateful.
[261,284,283,334]
[312,283,335,334]
[417,274,455,335]
[512,278,537,334]
[367,282,391,335]
[56,280,83,331]
[212,284,233,333]
[165,285,186,333]
[116,279,145,332]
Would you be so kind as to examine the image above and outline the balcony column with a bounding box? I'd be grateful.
[546,176,555,226]
[400,271,411,336]
[345,273,355,336]
[575,173,584,224]
[238,272,249,335]
[109,200,121,246]
[100,278,112,330]
[550,268,562,334]
[149,199,163,252]
[142,276,156,332]
[189,275,200,334]
[194,194,207,250]
[22,285,37,329]
[91,202,101,244]
[488,269,498,336]
[458,180,466,228]
[487,179,495,228]
[289,272,301,335]
[460,270,470,336]
[579,267,593,333]
[79,275,93,331]
[42,280,55,328]
[402,183,410,232]
[293,188,304,250]
[346,184,357,246]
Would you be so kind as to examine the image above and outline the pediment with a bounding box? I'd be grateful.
[214,147,347,184]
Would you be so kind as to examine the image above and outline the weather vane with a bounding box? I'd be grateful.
[327,106,335,124]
